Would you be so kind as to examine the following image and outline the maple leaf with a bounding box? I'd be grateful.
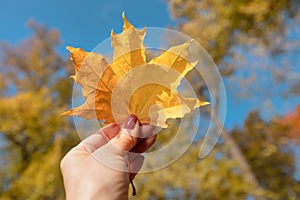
[62,13,209,128]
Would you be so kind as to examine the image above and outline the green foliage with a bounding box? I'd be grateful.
[232,112,300,199]
[0,22,79,199]
[132,145,253,199]
[1,138,64,200]
[163,1,300,198]
[168,0,299,70]
[130,112,300,199]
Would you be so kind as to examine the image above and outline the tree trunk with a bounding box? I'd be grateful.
[211,107,266,199]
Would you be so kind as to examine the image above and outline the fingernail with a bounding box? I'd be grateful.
[124,114,138,129]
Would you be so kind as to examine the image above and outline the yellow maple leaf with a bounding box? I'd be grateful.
[62,13,209,128]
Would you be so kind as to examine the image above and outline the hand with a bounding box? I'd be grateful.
[60,115,156,200]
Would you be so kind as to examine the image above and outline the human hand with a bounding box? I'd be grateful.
[60,115,156,200]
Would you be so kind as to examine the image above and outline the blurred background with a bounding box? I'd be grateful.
[0,0,299,199]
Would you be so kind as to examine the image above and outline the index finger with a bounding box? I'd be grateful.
[79,123,120,153]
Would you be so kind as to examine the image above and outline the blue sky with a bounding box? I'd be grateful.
[0,0,176,52]
[1,0,299,130]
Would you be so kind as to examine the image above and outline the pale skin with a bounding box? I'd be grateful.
[60,115,156,200]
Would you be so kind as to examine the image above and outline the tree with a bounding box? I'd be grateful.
[130,112,300,199]
[0,21,79,199]
[1,2,299,199]
[168,0,299,65]
[232,112,300,199]
[166,1,300,198]
[280,105,300,144]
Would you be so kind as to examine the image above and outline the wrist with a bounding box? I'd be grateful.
[64,177,129,200]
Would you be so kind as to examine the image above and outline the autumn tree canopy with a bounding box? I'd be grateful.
[0,0,299,199]
[0,22,79,199]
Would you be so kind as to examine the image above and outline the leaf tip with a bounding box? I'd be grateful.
[66,46,72,52]
[69,75,76,81]
[60,109,74,117]
[197,100,210,107]
[122,11,134,30]
[58,109,73,119]
[66,46,77,54]
[111,29,116,37]
[184,39,193,47]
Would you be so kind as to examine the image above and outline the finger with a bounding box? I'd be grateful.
[110,122,139,151]
[128,154,145,179]
[79,123,120,153]
[101,123,121,139]
[139,124,156,138]
[90,117,140,172]
[131,134,157,153]
[90,115,139,171]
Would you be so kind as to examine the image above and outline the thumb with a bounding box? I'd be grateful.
[110,114,140,151]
